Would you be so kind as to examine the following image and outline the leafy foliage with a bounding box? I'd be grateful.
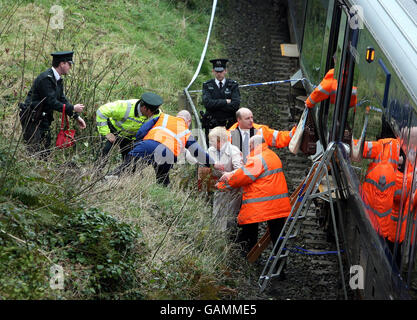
[47,207,146,299]
[0,144,146,299]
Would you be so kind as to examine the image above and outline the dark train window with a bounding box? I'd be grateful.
[320,0,335,73]
[301,0,331,85]
[349,26,385,182]
[375,59,391,109]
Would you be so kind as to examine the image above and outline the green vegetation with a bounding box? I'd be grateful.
[0,0,246,300]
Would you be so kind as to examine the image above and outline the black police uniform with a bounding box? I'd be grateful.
[19,51,80,156]
[201,59,240,132]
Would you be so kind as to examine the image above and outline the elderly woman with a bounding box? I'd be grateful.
[208,126,243,232]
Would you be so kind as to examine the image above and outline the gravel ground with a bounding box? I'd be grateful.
[214,0,353,300]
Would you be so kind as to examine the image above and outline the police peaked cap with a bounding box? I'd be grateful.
[51,51,74,64]
[210,58,229,72]
[141,92,163,110]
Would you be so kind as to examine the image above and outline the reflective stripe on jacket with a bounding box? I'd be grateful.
[400,190,417,244]
[305,69,357,108]
[96,99,149,139]
[216,143,291,225]
[389,165,415,243]
[228,122,296,149]
[361,161,396,238]
[143,113,191,156]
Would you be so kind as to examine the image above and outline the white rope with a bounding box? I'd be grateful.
[185,0,218,91]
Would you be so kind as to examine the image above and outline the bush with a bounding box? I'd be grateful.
[0,144,147,299]
[47,207,146,299]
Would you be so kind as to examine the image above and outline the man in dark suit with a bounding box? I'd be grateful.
[201,58,240,139]
[20,51,86,157]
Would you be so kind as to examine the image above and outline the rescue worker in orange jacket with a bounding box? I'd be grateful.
[390,168,411,244]
[216,135,292,264]
[228,107,296,163]
[393,128,417,248]
[110,110,216,185]
[400,176,417,244]
[385,162,413,267]
[360,137,401,239]
[305,68,357,109]
[390,145,416,246]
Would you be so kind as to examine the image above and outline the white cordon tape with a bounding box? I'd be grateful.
[185,0,218,91]
[187,78,308,93]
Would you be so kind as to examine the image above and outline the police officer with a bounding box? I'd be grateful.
[20,51,86,157]
[96,92,162,165]
[202,58,240,137]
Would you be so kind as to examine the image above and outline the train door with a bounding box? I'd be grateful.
[300,0,349,149]
[300,0,334,87]
[324,11,347,145]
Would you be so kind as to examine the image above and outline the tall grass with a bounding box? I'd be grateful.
[79,163,240,299]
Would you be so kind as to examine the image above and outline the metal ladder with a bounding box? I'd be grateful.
[258,142,347,298]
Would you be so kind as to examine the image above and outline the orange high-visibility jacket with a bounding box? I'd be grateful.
[389,168,413,243]
[216,143,291,225]
[394,187,417,244]
[361,161,396,238]
[143,113,191,156]
[305,69,357,109]
[228,122,296,149]
[363,138,400,173]
[361,138,400,238]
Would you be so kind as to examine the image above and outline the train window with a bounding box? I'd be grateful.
[319,1,335,74]
[301,0,331,85]
[375,59,391,109]
[348,26,385,179]
[389,81,409,137]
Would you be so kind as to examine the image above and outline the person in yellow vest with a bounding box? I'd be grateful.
[96,92,162,165]
[110,110,216,186]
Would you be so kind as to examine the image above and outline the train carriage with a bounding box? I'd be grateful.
[286,0,417,299]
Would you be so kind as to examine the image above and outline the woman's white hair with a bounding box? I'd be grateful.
[208,126,229,147]
[249,135,265,151]
[176,110,192,123]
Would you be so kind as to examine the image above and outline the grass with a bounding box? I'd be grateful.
[0,0,250,300]
[0,0,222,132]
